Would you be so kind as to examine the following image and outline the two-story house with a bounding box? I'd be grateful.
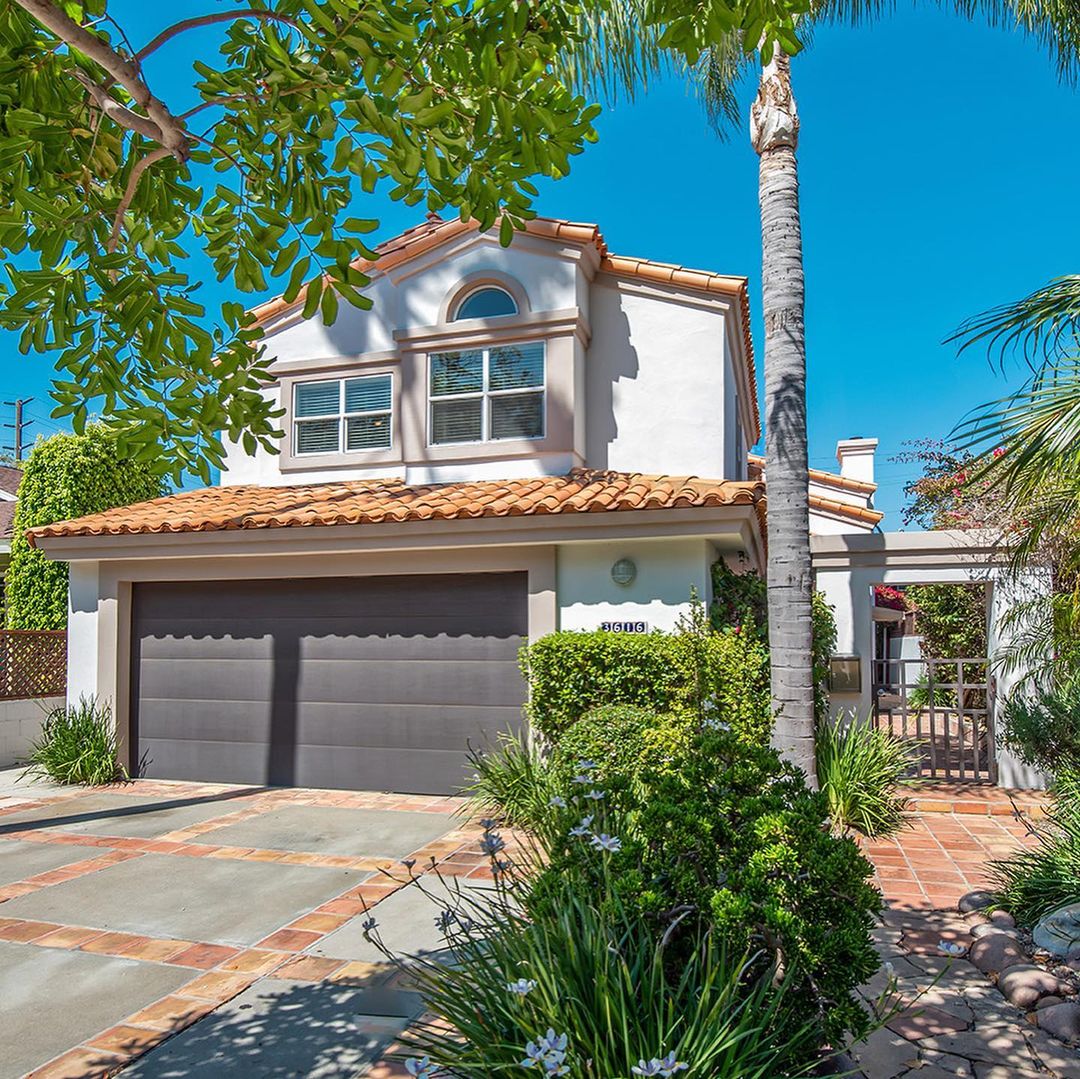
[28,215,881,795]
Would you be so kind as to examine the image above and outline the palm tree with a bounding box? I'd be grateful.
[565,3,1080,780]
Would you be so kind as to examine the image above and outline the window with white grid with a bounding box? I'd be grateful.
[293,374,393,455]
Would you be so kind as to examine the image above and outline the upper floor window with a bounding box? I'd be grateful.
[429,342,544,445]
[453,286,517,321]
[294,374,392,455]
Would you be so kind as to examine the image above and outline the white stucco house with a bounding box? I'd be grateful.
[28,213,897,794]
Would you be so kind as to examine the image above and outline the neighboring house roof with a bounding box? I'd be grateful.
[808,496,883,528]
[0,499,14,539]
[27,469,767,545]
[249,214,761,442]
[747,453,876,496]
[0,465,21,498]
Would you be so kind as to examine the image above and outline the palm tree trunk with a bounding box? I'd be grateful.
[751,51,816,784]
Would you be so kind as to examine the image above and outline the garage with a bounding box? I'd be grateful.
[130,572,528,795]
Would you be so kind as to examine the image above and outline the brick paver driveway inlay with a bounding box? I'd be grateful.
[0,772,477,1078]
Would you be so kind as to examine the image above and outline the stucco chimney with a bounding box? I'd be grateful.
[835,437,878,486]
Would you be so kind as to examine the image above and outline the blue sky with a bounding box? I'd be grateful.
[2,5,1078,527]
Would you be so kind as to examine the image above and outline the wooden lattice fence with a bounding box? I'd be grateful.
[0,630,67,700]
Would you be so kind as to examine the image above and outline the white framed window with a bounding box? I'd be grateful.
[293,374,393,455]
[429,342,545,446]
[453,286,518,321]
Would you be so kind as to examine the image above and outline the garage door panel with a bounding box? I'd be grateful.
[293,659,525,707]
[137,738,273,786]
[137,700,273,743]
[132,572,528,794]
[292,703,525,751]
[293,746,486,796]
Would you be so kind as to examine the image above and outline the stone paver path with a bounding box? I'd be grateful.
[852,784,1080,1079]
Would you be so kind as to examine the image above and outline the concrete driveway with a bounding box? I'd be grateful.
[0,769,488,1079]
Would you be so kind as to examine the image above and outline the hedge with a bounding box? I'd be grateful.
[5,427,163,629]
[521,559,837,743]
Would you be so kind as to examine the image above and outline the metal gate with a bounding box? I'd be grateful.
[872,656,996,782]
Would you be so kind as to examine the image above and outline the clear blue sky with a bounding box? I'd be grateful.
[2,5,1078,527]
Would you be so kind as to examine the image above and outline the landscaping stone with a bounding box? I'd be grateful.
[988,910,1016,930]
[958,891,995,914]
[969,934,1026,975]
[971,922,1018,941]
[1035,995,1065,1010]
[998,965,1062,1009]
[886,1005,970,1040]
[1036,1002,1080,1045]
[1034,902,1080,958]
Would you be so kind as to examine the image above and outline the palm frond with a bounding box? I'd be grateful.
[689,33,755,136]
[949,275,1080,373]
[555,0,671,104]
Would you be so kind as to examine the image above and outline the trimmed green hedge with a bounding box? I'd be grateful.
[522,627,772,743]
[5,427,163,629]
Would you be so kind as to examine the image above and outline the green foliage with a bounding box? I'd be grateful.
[521,626,772,745]
[5,427,163,629]
[396,872,821,1078]
[24,696,126,785]
[999,683,1080,777]
[905,583,988,659]
[990,771,1080,926]
[464,731,558,829]
[0,0,606,482]
[539,715,882,1053]
[815,720,915,837]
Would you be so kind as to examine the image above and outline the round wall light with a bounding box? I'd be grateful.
[611,558,637,587]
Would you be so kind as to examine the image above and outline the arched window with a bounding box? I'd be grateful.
[453,286,517,321]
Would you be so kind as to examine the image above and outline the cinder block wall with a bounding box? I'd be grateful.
[0,697,64,768]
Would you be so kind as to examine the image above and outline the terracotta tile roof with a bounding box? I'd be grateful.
[248,214,761,442]
[27,469,766,545]
[0,500,14,540]
[808,495,883,527]
[747,453,877,496]
[0,466,21,497]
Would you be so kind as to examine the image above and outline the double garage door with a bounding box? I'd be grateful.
[131,572,528,795]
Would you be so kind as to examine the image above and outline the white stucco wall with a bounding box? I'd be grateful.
[584,281,730,479]
[557,539,713,633]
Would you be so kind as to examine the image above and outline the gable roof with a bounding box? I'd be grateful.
[747,453,882,528]
[249,214,760,442]
[27,469,766,546]
[0,466,21,498]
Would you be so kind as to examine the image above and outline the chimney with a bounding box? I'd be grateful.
[836,437,878,486]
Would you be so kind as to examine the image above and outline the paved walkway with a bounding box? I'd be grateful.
[852,784,1080,1079]
[0,770,488,1078]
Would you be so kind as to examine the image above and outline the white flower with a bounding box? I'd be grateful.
[590,833,622,853]
[576,759,598,771]
[884,961,896,979]
[522,1029,570,1074]
[405,1057,437,1078]
[582,789,605,801]
[572,773,593,785]
[569,816,594,837]
[938,940,966,957]
[548,795,567,808]
[702,715,730,732]
[506,978,538,996]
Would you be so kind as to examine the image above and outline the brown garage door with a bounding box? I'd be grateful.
[130,573,528,795]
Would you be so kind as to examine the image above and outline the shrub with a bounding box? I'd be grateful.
[816,720,916,837]
[989,771,1080,926]
[521,627,772,745]
[999,682,1080,778]
[388,871,822,1078]
[24,697,126,785]
[541,712,882,1052]
[5,426,163,630]
[464,731,557,828]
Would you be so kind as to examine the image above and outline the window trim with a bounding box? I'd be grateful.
[451,285,518,322]
[427,342,547,447]
[293,373,394,456]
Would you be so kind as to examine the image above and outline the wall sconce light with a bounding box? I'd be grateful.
[610,558,637,587]
[828,655,862,693]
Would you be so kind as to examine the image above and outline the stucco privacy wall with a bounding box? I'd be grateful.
[222,231,751,487]
[812,531,1049,789]
[557,539,714,633]
[0,696,64,768]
